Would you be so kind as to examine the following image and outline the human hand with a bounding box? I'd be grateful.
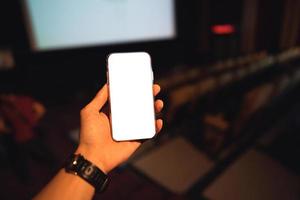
[75,84,163,173]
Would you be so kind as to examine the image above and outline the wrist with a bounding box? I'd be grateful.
[75,145,109,174]
[65,154,109,193]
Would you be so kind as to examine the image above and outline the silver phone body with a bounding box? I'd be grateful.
[107,52,156,141]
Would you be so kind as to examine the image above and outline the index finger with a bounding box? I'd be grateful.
[86,84,108,111]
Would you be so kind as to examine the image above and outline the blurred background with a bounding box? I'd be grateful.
[0,0,299,199]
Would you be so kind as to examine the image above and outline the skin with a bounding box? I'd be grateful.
[34,84,163,200]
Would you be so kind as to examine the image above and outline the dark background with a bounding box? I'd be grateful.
[0,0,300,199]
[1,0,297,101]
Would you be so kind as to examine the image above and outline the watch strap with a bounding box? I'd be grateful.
[65,154,109,192]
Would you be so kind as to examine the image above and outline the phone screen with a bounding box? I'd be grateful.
[107,52,156,141]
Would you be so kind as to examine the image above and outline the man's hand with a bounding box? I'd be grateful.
[75,84,163,173]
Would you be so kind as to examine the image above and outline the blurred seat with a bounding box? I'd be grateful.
[203,149,300,200]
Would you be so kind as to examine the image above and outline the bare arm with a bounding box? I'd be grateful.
[33,84,163,200]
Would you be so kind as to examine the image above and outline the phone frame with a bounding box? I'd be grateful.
[106,52,156,141]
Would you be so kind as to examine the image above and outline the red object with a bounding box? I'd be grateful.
[0,96,38,143]
[212,24,235,35]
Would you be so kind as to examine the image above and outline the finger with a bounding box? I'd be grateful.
[153,84,161,96]
[156,119,163,133]
[87,84,108,110]
[155,99,164,113]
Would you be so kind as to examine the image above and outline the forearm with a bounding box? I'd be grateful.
[33,169,95,200]
[33,146,110,200]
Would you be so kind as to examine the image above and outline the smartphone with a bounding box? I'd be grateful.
[107,52,156,141]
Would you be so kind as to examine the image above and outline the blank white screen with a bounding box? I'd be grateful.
[24,0,176,51]
[108,52,156,141]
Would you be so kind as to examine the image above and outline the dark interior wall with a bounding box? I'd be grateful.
[298,13,300,45]
[1,0,246,69]
[0,0,202,63]
[0,1,29,94]
[255,0,285,53]
[193,0,244,60]
[175,0,202,64]
[0,0,202,100]
[280,0,300,50]
[240,0,259,54]
[209,0,244,60]
[196,0,211,56]
[210,0,243,25]
[0,1,28,50]
[240,0,300,53]
[1,0,299,101]
[0,0,246,98]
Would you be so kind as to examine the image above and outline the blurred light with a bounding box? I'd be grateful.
[212,24,235,35]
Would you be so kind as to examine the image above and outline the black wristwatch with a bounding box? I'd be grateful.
[65,154,109,193]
